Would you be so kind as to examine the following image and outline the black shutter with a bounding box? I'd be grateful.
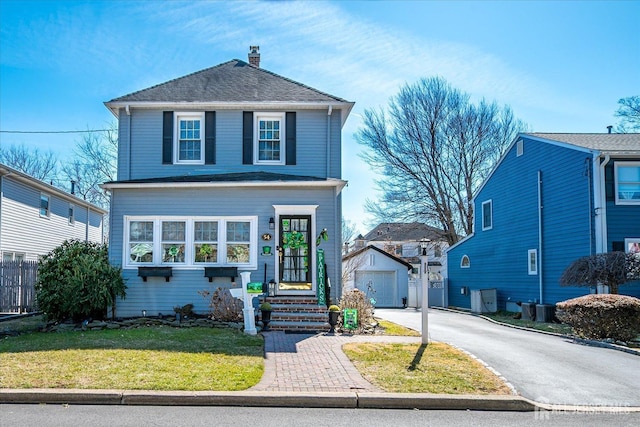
[162,111,173,164]
[612,241,625,252]
[205,111,216,165]
[243,111,253,164]
[286,112,296,165]
[605,163,615,202]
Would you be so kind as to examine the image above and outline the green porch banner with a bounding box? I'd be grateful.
[316,248,326,305]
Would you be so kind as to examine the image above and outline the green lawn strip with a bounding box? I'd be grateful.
[0,327,263,391]
[375,318,420,336]
[481,311,572,335]
[343,342,512,395]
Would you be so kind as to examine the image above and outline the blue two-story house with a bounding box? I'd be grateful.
[447,133,640,311]
[102,48,354,325]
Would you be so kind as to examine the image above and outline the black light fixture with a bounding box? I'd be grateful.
[269,217,275,229]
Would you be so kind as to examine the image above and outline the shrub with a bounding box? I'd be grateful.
[259,302,272,311]
[556,294,640,342]
[199,287,243,322]
[328,304,340,312]
[35,240,126,322]
[339,289,375,331]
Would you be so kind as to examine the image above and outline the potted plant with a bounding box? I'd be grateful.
[328,305,340,333]
[260,302,272,331]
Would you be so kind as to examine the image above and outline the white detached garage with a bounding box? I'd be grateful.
[342,245,413,308]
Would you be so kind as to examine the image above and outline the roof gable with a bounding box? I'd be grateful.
[342,244,413,270]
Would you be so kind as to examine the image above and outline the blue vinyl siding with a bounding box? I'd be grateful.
[119,109,340,180]
[109,186,341,317]
[448,137,596,309]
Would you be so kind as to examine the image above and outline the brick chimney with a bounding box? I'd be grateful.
[248,46,260,67]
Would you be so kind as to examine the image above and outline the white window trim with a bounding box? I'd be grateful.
[516,139,523,157]
[254,112,286,165]
[614,161,640,205]
[123,216,257,269]
[460,255,470,268]
[624,238,640,254]
[481,199,493,231]
[528,249,538,275]
[174,112,205,165]
[69,203,75,225]
[40,193,50,218]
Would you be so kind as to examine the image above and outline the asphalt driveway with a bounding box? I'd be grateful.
[375,308,640,407]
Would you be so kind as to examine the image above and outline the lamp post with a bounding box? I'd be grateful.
[420,238,430,345]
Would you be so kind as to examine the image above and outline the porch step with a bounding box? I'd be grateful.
[258,296,330,332]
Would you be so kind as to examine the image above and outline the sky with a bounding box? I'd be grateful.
[1,0,639,236]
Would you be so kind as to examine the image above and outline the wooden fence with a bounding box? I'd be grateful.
[0,260,38,313]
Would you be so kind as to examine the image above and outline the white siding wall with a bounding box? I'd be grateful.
[0,176,103,260]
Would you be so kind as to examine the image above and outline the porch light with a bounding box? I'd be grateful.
[269,217,275,229]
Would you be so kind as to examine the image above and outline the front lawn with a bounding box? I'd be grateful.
[343,342,512,395]
[0,326,263,391]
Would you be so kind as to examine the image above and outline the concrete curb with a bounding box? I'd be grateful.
[0,389,529,411]
[356,393,536,411]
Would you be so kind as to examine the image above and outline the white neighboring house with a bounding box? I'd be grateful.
[0,163,107,261]
[342,245,413,308]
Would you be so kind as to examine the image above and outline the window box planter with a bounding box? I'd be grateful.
[204,267,238,282]
[138,266,172,282]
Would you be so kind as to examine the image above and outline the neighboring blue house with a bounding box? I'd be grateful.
[447,133,640,311]
[102,47,354,327]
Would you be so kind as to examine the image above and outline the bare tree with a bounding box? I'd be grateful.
[60,124,118,209]
[560,252,640,294]
[0,144,59,183]
[342,217,358,253]
[614,95,640,132]
[357,77,527,245]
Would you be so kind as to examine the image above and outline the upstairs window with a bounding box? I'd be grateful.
[615,162,640,204]
[254,113,285,165]
[40,194,50,217]
[482,200,493,231]
[175,113,204,164]
[69,204,75,225]
[461,255,470,268]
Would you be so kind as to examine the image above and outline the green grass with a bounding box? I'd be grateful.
[0,326,263,391]
[481,311,572,335]
[375,318,420,336]
[343,342,512,395]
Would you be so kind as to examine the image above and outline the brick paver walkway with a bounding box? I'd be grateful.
[251,332,421,392]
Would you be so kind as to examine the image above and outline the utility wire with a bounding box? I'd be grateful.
[0,129,113,134]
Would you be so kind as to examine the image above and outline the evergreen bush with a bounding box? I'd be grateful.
[556,294,640,342]
[35,240,126,322]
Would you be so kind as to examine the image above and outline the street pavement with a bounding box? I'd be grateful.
[375,308,640,407]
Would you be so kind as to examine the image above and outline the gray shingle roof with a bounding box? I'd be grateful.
[527,133,640,154]
[363,222,447,242]
[108,60,350,104]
